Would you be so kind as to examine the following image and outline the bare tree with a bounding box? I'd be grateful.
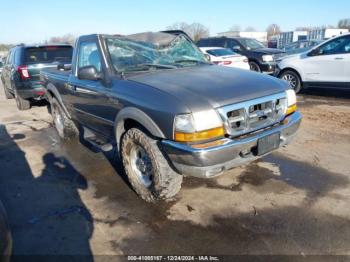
[229,24,241,32]
[245,26,256,32]
[48,34,76,45]
[338,18,350,30]
[166,22,209,42]
[266,24,281,38]
[167,22,189,32]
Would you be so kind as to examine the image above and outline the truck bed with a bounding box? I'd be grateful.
[40,67,71,86]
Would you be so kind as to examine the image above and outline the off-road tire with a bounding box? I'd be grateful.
[280,70,302,93]
[3,84,14,99]
[249,61,261,72]
[14,89,30,110]
[121,128,183,202]
[51,97,78,140]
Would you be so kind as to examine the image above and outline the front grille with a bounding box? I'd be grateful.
[217,93,287,137]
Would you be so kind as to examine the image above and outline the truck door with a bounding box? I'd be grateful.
[67,40,117,137]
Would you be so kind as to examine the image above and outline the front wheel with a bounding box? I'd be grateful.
[121,128,183,202]
[249,61,261,72]
[280,70,302,93]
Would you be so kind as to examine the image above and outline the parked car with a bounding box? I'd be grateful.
[41,31,301,202]
[197,37,285,74]
[0,201,11,262]
[1,44,73,110]
[199,47,250,70]
[283,40,324,55]
[0,61,3,74]
[276,33,350,93]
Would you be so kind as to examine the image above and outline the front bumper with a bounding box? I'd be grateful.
[161,111,302,178]
[260,62,277,74]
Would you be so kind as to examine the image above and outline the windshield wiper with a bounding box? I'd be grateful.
[137,63,177,69]
[174,59,207,64]
[122,63,177,73]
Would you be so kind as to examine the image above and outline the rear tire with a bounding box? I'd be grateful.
[249,61,261,72]
[280,70,302,93]
[51,97,78,140]
[3,85,14,99]
[14,89,30,110]
[121,128,183,202]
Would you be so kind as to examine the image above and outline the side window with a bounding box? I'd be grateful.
[212,39,224,47]
[14,49,21,65]
[7,50,15,64]
[344,37,350,53]
[5,51,11,64]
[226,39,240,50]
[78,42,102,72]
[319,36,350,55]
[198,39,209,47]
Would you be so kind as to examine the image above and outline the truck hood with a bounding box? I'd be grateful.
[128,65,288,111]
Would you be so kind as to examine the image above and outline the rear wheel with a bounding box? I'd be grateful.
[249,61,261,72]
[51,98,78,139]
[280,70,302,93]
[121,128,183,202]
[3,84,14,99]
[14,89,31,110]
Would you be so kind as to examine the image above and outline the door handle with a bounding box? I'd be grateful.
[334,57,344,60]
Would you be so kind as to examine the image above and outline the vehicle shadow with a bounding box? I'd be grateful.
[0,125,94,261]
[300,87,350,99]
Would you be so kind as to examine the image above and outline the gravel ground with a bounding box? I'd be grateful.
[0,83,349,261]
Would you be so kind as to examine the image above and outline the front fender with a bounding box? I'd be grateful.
[114,107,166,149]
[46,83,72,119]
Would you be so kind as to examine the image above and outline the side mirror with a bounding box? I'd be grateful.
[232,45,241,52]
[308,48,321,57]
[78,66,102,81]
[204,54,211,61]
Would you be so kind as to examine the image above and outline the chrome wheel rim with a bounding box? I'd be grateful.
[282,74,297,89]
[130,144,153,187]
[53,105,64,137]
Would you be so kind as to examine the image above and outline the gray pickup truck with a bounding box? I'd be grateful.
[40,31,302,202]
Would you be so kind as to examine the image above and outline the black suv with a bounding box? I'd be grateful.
[197,37,285,74]
[1,44,73,110]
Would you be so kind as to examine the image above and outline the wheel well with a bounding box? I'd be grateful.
[248,59,259,65]
[116,118,155,152]
[124,118,145,132]
[46,90,54,102]
[279,68,302,81]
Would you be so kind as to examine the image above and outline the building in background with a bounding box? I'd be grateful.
[277,31,308,48]
[217,31,268,44]
[307,28,349,40]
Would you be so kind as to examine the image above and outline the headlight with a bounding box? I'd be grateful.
[174,110,225,142]
[285,89,297,115]
[262,55,274,62]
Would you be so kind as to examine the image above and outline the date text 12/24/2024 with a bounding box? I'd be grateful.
[127,255,220,261]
